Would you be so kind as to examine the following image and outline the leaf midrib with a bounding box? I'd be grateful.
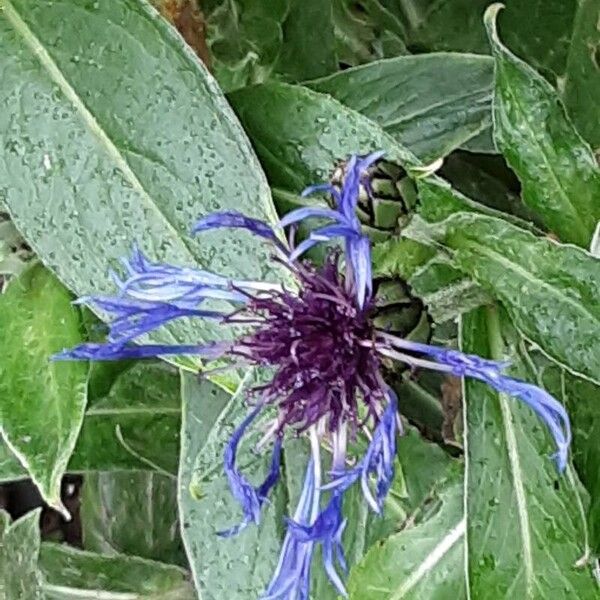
[388,517,465,600]
[1,0,199,262]
[485,307,535,597]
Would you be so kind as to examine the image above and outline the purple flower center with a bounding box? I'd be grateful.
[231,254,385,433]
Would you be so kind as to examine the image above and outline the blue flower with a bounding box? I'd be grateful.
[55,151,573,600]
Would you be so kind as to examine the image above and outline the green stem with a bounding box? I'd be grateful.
[484,304,504,360]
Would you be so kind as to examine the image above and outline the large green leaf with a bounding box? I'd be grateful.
[178,372,284,599]
[485,4,600,247]
[0,362,181,482]
[0,0,278,360]
[0,265,87,513]
[462,307,596,598]
[414,209,600,384]
[307,52,494,160]
[348,478,465,599]
[39,543,194,599]
[228,81,418,197]
[428,212,600,384]
[0,509,43,599]
[564,0,600,152]
[81,471,185,566]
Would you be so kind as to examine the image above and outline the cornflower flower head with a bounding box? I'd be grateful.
[55,151,571,598]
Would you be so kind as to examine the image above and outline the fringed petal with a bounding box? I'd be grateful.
[218,409,283,537]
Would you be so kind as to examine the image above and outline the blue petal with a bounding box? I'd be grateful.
[192,211,278,242]
[301,183,341,206]
[261,535,313,600]
[112,248,247,306]
[339,151,385,222]
[288,225,360,262]
[287,493,349,598]
[347,235,372,309]
[397,341,571,472]
[489,376,571,472]
[218,408,283,537]
[357,150,386,170]
[52,342,225,361]
[80,296,223,345]
[278,207,349,229]
[262,459,318,600]
[396,341,510,376]
[323,390,398,513]
[359,390,397,512]
[299,152,383,306]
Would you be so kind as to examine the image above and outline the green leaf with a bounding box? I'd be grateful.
[564,0,600,152]
[0,0,278,363]
[415,175,540,233]
[307,52,494,161]
[372,237,435,280]
[371,235,491,323]
[430,212,600,385]
[397,0,576,78]
[348,478,465,600]
[408,256,491,323]
[541,366,600,554]
[178,372,283,599]
[0,362,181,482]
[0,264,87,513]
[485,4,600,247]
[81,471,185,566]
[71,362,181,474]
[0,443,23,483]
[276,0,337,81]
[311,427,458,600]
[39,543,194,599]
[228,81,418,197]
[0,509,44,599]
[202,0,288,92]
[461,306,596,597]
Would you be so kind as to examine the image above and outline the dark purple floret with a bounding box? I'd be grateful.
[231,253,385,433]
